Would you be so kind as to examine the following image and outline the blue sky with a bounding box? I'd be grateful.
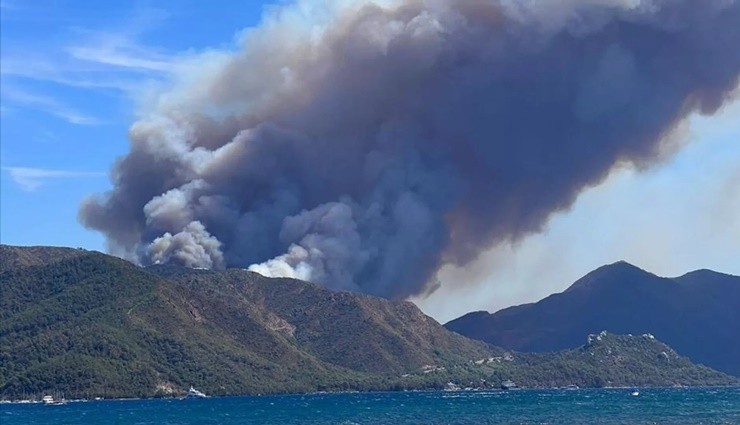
[0,0,270,249]
[1,1,738,320]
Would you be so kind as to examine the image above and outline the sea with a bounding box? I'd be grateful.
[2,387,739,424]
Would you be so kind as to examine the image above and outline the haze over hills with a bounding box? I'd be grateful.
[445,261,740,376]
[0,246,736,399]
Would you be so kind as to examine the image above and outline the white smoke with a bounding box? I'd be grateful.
[249,201,367,290]
[147,221,224,269]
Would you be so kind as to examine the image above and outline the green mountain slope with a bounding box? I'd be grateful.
[1,246,736,399]
[0,251,358,397]
[487,332,736,388]
[0,246,493,398]
[150,266,496,374]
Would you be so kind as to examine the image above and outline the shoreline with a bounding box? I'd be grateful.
[3,384,739,405]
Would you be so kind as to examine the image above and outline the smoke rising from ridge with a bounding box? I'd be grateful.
[80,0,740,299]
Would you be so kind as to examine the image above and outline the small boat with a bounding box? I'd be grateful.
[500,380,517,390]
[630,388,639,396]
[42,395,67,405]
[564,384,579,390]
[186,386,207,398]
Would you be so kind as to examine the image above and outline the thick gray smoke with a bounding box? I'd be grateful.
[80,0,740,299]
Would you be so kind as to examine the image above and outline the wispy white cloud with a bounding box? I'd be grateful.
[2,167,106,191]
[0,56,144,93]
[67,35,175,73]
[0,38,174,95]
[65,8,176,74]
[1,87,103,125]
[0,6,177,96]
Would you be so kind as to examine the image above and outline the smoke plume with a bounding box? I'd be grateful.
[80,0,740,299]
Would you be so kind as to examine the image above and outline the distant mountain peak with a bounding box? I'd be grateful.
[456,310,491,319]
[564,260,653,293]
[599,260,646,273]
[445,261,740,377]
[674,268,738,284]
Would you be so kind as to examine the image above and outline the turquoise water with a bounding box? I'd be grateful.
[3,388,739,424]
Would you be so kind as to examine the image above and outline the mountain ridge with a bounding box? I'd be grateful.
[0,245,496,398]
[445,261,740,376]
[1,246,737,399]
